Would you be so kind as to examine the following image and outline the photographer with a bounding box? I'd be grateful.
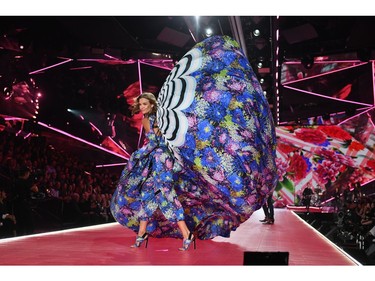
[302,184,314,214]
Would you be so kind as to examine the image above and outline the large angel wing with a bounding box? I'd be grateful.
[156,35,278,239]
[157,48,202,147]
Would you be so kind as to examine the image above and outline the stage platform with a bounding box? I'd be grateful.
[0,208,360,266]
[286,204,336,213]
[4,208,374,281]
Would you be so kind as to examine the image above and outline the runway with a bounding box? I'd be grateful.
[1,208,371,281]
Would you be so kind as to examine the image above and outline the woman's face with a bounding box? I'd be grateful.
[139,98,153,115]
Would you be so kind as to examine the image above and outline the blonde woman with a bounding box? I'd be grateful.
[110,92,195,251]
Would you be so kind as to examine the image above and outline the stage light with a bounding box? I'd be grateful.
[253,29,260,37]
[205,28,213,37]
[38,121,129,160]
[3,86,13,100]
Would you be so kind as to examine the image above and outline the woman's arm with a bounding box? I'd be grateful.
[142,117,150,133]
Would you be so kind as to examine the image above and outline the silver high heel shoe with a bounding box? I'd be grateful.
[179,232,196,251]
[131,233,149,248]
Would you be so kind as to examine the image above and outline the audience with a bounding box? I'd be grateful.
[0,187,17,238]
[0,130,118,236]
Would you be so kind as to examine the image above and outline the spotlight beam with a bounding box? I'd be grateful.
[29,58,73,75]
[96,162,127,168]
[283,85,373,107]
[38,121,129,160]
[337,106,375,125]
[139,60,173,71]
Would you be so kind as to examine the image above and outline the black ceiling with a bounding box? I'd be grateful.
[278,16,375,60]
[2,16,375,87]
[0,16,233,62]
[1,16,375,161]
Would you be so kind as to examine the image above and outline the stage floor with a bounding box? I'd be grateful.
[0,208,360,266]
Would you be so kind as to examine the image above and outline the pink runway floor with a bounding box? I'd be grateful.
[4,208,374,281]
[0,208,360,266]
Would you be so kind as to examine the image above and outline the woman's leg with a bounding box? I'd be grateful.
[177,220,196,251]
[177,220,190,240]
[137,220,148,236]
[130,219,149,248]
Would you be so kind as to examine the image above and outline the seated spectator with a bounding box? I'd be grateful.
[361,201,375,227]
[61,193,83,227]
[0,187,17,238]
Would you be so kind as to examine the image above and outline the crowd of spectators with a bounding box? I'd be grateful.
[334,186,375,245]
[0,130,120,238]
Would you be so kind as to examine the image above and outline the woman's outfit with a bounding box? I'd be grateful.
[110,114,185,238]
[111,35,278,240]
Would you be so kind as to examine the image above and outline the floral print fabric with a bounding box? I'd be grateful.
[275,124,375,206]
[165,36,278,239]
[110,115,185,238]
[111,35,278,240]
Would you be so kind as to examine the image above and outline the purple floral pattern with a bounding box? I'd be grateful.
[158,36,278,239]
[111,35,278,240]
[110,115,185,238]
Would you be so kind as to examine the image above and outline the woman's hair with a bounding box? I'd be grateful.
[131,92,158,115]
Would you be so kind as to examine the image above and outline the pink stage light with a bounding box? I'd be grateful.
[283,60,364,65]
[137,60,144,149]
[282,62,368,85]
[23,132,31,139]
[29,58,73,75]
[362,177,375,186]
[104,53,124,61]
[283,85,373,107]
[37,121,129,160]
[1,116,28,121]
[337,106,375,125]
[368,112,375,128]
[76,58,136,65]
[140,60,174,71]
[96,162,127,168]
[89,122,103,136]
[107,136,127,151]
[69,66,93,70]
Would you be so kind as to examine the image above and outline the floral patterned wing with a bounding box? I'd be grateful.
[156,35,278,239]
